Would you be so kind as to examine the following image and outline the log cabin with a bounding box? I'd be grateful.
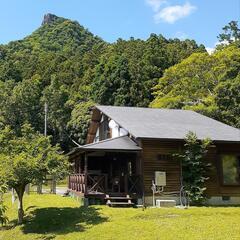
[68,105,240,206]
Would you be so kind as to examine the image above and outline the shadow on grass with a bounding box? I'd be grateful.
[21,206,108,235]
[0,225,15,231]
[25,205,38,211]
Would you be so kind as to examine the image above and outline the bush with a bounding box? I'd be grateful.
[175,132,211,205]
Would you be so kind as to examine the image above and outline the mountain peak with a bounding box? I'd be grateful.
[42,13,59,26]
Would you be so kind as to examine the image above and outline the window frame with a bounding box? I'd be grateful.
[157,154,172,161]
[220,154,240,186]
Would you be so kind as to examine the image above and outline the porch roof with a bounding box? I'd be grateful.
[69,136,141,155]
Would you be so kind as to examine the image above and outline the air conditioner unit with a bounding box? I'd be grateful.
[156,199,176,208]
[155,171,166,186]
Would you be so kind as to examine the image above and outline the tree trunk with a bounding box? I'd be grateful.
[18,202,24,225]
[15,185,25,224]
[51,178,56,194]
[25,184,30,195]
[37,181,42,194]
[12,188,16,204]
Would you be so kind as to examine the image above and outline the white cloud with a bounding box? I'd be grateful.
[154,2,196,24]
[146,1,197,24]
[174,31,188,40]
[206,39,231,55]
[206,47,215,55]
[206,41,219,55]
[146,0,167,12]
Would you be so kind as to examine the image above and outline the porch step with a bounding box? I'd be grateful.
[105,196,132,200]
[107,202,134,206]
[105,194,134,207]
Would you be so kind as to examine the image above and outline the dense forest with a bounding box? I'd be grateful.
[0,14,239,152]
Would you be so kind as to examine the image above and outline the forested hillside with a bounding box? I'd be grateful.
[0,14,206,151]
[0,14,239,152]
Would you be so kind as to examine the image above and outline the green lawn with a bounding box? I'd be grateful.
[1,194,240,240]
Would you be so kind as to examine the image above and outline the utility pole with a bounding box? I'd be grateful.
[44,102,48,137]
[44,102,57,194]
[37,102,48,194]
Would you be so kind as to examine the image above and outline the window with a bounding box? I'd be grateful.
[222,196,230,201]
[222,155,240,185]
[157,154,172,161]
[99,117,110,141]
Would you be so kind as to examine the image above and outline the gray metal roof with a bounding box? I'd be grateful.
[96,105,240,142]
[79,136,141,151]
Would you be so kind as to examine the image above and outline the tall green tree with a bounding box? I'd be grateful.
[1,75,43,134]
[92,55,133,106]
[0,124,69,224]
[151,45,240,127]
[151,52,216,110]
[67,101,94,145]
[215,74,240,128]
[218,21,240,44]
[42,75,71,149]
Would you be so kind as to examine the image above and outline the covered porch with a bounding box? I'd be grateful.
[68,136,143,201]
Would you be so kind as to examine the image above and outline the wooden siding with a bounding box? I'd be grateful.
[141,140,182,195]
[141,139,240,197]
[204,146,220,196]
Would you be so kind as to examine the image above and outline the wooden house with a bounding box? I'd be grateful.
[68,106,240,206]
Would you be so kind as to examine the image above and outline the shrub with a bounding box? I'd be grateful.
[175,132,211,205]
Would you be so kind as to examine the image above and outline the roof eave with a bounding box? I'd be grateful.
[136,136,240,144]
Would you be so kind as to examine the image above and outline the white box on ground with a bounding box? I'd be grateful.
[156,199,176,207]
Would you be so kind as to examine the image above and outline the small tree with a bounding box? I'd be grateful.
[218,20,240,44]
[175,132,211,205]
[0,124,69,224]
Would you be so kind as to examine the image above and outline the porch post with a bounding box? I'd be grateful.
[79,155,82,174]
[137,140,145,208]
[84,153,88,174]
[74,159,77,174]
[84,153,88,195]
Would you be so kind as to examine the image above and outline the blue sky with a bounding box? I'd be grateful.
[0,0,239,50]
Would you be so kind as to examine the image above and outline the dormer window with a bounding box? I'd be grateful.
[99,115,110,141]
[108,119,128,138]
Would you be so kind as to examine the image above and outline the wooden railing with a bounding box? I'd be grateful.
[87,174,108,194]
[68,174,86,193]
[68,173,107,194]
[125,175,142,195]
[69,173,142,195]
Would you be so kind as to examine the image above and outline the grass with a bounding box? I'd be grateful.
[1,194,240,240]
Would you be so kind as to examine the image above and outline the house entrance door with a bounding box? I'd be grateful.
[111,158,130,193]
